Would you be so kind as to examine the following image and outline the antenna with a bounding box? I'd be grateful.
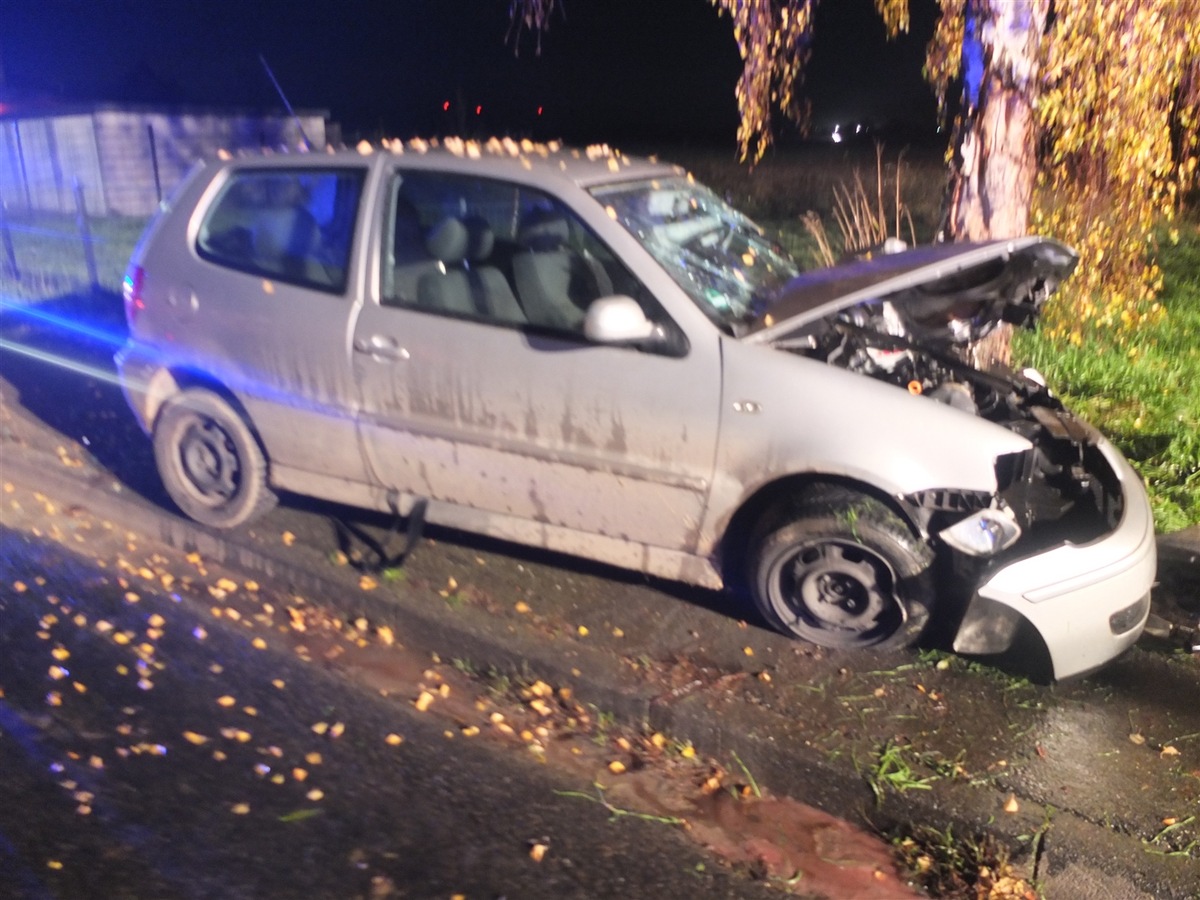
[259,54,312,150]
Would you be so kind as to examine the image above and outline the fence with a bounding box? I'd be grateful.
[0,107,328,219]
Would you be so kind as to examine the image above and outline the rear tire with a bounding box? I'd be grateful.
[153,388,276,529]
[749,487,933,650]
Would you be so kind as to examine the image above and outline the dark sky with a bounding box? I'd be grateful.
[0,0,940,146]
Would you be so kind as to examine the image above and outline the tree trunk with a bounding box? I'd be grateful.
[945,0,1048,369]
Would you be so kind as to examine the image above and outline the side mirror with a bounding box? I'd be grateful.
[583,295,662,345]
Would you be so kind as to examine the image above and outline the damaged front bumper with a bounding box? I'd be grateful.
[952,439,1156,680]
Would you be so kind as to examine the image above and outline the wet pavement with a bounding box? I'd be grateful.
[2,287,1199,898]
[2,522,813,900]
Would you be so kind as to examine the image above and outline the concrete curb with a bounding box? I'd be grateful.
[4,447,1199,898]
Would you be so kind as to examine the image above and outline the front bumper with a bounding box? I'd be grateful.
[954,439,1156,680]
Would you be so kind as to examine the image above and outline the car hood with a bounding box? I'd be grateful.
[743,237,1078,347]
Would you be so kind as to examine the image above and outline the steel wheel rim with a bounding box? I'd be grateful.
[772,539,901,647]
[178,417,241,503]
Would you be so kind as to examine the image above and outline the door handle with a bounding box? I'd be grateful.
[354,334,410,361]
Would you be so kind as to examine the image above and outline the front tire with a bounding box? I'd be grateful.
[153,388,277,529]
[749,488,933,650]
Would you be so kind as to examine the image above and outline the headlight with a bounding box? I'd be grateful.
[938,507,1022,557]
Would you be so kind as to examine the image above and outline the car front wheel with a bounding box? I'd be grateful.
[153,388,277,529]
[750,488,933,650]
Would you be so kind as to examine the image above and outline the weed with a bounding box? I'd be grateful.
[1145,815,1199,859]
[863,739,938,805]
[591,707,617,746]
[842,504,862,542]
[451,657,477,677]
[555,783,686,826]
[483,667,511,700]
[380,566,407,583]
[729,751,762,798]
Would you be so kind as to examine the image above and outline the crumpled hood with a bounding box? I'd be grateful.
[744,237,1079,347]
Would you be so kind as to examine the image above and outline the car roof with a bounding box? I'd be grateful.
[209,137,685,191]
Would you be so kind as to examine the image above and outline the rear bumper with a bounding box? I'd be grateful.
[114,342,160,435]
[954,440,1156,680]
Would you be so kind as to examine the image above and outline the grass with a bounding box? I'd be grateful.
[862,739,939,805]
[0,211,145,297]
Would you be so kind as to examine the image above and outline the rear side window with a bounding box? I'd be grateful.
[197,167,366,294]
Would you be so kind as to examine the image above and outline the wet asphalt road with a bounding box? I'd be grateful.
[0,524,781,900]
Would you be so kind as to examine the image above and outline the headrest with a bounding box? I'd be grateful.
[519,207,570,251]
[463,215,495,262]
[425,216,468,264]
[393,196,425,253]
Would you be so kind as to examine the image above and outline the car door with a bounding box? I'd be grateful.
[351,169,721,553]
[188,164,370,479]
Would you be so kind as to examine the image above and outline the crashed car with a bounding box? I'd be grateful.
[115,138,1155,679]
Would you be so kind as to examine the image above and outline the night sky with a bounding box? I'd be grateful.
[0,0,940,147]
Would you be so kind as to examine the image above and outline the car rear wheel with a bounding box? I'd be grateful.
[750,487,933,650]
[153,388,276,529]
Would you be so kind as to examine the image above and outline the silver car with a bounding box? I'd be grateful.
[116,138,1155,679]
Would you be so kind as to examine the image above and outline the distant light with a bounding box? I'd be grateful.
[537,106,543,116]
[855,124,862,134]
[443,100,450,111]
[475,105,482,115]
[831,124,842,144]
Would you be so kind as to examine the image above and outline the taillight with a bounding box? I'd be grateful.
[123,266,145,325]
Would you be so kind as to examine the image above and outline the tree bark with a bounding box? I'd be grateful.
[945,0,1048,369]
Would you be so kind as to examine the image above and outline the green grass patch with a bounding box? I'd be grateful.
[1013,222,1200,531]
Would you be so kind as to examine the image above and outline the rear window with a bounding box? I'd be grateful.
[197,167,366,293]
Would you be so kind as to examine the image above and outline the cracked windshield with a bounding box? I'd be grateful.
[593,177,798,332]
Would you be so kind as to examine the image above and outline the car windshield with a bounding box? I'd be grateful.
[590,176,799,332]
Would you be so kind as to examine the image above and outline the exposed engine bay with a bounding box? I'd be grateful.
[790,297,1042,421]
[781,296,1124,551]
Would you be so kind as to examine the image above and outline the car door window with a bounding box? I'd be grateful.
[197,167,365,293]
[379,170,679,350]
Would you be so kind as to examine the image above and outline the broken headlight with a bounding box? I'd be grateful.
[938,506,1022,557]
